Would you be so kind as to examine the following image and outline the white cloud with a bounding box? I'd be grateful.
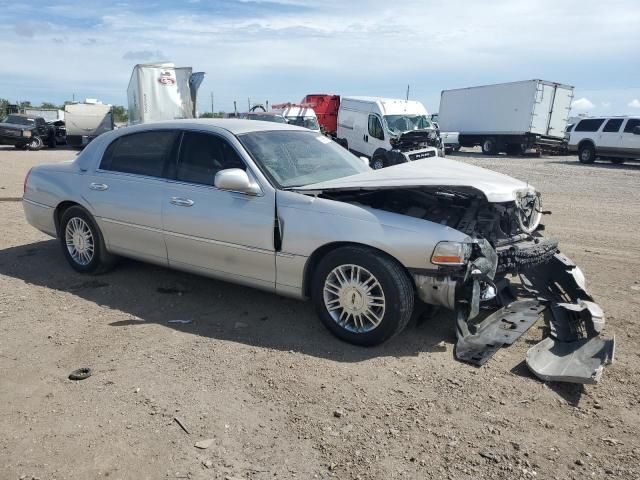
[572,97,594,110]
[629,99,640,109]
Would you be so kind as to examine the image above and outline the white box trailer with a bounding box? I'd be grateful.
[438,79,574,155]
[127,63,205,124]
[64,103,114,148]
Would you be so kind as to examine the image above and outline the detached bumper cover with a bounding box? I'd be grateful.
[453,252,615,384]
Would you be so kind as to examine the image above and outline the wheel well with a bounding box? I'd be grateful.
[578,139,595,151]
[53,201,82,236]
[302,241,414,298]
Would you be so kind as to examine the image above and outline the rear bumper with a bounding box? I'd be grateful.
[23,198,57,237]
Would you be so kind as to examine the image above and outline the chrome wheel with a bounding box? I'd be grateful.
[580,149,591,162]
[323,264,386,333]
[371,157,384,170]
[65,217,95,266]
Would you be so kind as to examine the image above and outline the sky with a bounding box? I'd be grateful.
[1,0,639,116]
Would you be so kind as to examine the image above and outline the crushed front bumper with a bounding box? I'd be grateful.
[414,250,615,384]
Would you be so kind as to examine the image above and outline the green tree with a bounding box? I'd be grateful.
[40,102,60,109]
[111,105,128,123]
[0,98,9,118]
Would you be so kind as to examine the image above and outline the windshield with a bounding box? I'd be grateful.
[384,115,431,135]
[238,131,370,188]
[286,116,320,131]
[2,115,34,126]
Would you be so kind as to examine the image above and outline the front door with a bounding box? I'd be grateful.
[84,129,179,264]
[162,131,276,289]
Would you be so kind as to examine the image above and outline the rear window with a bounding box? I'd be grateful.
[574,119,605,132]
[100,130,178,177]
[624,119,640,133]
[603,119,623,132]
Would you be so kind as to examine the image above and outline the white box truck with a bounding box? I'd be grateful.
[336,97,442,169]
[438,80,574,155]
[127,63,205,124]
[64,102,114,148]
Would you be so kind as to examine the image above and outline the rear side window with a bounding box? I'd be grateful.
[574,119,605,132]
[624,119,640,133]
[176,132,246,186]
[603,119,623,132]
[100,131,178,177]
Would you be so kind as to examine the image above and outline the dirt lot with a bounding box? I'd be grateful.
[1,145,639,480]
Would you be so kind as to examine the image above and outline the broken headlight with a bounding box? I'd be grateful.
[431,241,472,266]
[515,191,542,234]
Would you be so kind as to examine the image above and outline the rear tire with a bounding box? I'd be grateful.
[371,153,386,170]
[481,138,497,155]
[506,143,526,156]
[311,246,414,346]
[59,206,116,274]
[578,143,596,164]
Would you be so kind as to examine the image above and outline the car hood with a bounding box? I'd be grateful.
[295,157,535,203]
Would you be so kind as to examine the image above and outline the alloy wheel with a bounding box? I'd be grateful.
[65,217,95,266]
[322,264,386,333]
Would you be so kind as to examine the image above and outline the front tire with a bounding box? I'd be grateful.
[371,154,385,170]
[578,143,596,164]
[59,206,116,274]
[26,136,43,151]
[311,246,414,346]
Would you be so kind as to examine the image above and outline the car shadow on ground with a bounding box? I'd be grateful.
[0,239,457,363]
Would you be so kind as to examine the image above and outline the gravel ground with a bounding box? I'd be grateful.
[1,145,639,480]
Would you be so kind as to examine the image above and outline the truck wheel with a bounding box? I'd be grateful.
[506,143,526,156]
[481,138,497,155]
[578,144,596,164]
[371,153,386,170]
[26,136,43,151]
[311,246,414,346]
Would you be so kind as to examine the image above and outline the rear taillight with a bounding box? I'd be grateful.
[24,168,33,196]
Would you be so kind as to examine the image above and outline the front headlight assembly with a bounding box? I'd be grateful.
[22,130,32,138]
[431,241,472,266]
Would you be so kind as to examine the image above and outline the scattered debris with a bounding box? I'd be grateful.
[174,417,190,434]
[333,409,344,418]
[479,451,499,463]
[194,438,215,449]
[68,367,92,381]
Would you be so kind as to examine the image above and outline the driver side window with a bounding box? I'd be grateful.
[368,115,384,140]
[176,132,246,186]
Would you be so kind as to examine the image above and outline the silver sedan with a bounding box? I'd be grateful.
[23,120,613,383]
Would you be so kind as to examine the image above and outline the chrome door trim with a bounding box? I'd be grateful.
[169,197,195,207]
[163,228,274,255]
[22,198,53,209]
[100,217,164,234]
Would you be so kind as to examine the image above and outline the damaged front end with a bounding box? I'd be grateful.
[323,185,614,384]
[389,129,443,160]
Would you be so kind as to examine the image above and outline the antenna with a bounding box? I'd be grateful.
[210,92,214,114]
[406,85,410,101]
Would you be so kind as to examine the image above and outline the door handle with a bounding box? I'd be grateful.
[170,197,194,207]
[89,183,109,191]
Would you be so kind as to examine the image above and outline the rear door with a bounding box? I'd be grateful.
[85,130,179,264]
[599,118,624,153]
[621,118,640,157]
[162,130,276,288]
[531,83,555,135]
[547,86,573,138]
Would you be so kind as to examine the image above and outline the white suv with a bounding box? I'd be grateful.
[568,116,640,164]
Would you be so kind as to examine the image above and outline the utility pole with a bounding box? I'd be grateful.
[210,92,214,114]
[233,101,237,117]
[406,85,410,101]
[266,100,269,110]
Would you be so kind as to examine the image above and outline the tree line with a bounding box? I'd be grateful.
[0,99,129,123]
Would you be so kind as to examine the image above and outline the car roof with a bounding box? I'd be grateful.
[119,118,309,135]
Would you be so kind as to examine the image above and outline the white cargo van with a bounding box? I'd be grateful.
[336,97,441,169]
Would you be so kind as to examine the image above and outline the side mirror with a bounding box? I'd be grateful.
[214,169,261,195]
[633,126,640,135]
[360,156,370,167]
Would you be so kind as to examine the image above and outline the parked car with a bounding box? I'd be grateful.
[22,120,613,384]
[242,111,288,124]
[441,131,460,153]
[272,103,321,131]
[0,113,56,150]
[336,97,442,169]
[568,116,640,164]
